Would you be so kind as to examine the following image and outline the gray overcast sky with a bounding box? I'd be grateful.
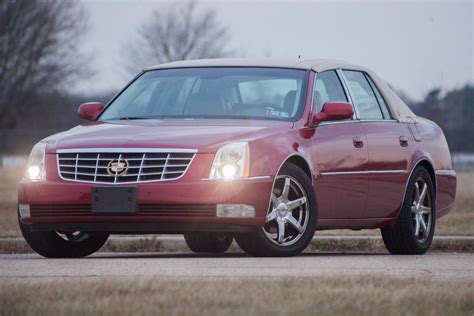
[80,0,473,100]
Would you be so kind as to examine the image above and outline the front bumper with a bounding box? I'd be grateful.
[18,176,273,232]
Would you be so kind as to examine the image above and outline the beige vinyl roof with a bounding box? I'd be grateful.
[145,58,417,123]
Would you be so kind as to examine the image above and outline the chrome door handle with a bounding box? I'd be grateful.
[399,136,409,147]
[353,137,364,148]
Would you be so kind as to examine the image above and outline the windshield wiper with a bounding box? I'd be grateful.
[118,116,151,120]
[103,115,167,121]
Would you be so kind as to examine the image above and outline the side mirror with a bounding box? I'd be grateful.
[312,102,353,124]
[78,102,104,121]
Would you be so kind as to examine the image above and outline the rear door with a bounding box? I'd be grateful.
[311,70,369,220]
[341,70,413,219]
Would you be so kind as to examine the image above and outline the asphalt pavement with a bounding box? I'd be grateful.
[1,252,472,280]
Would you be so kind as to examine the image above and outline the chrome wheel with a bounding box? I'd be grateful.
[263,175,309,246]
[56,231,89,242]
[411,177,433,243]
[381,166,435,255]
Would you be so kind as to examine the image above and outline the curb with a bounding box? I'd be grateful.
[306,236,474,253]
[0,236,472,254]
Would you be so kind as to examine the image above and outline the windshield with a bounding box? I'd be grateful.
[99,67,308,121]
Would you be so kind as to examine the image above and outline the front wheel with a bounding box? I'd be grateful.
[184,233,233,253]
[235,164,317,257]
[381,166,436,254]
[18,211,109,258]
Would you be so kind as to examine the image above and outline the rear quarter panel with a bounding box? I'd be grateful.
[412,118,456,217]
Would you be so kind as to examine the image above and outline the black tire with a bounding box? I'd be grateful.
[235,163,317,257]
[18,211,109,258]
[381,166,436,255]
[184,233,233,253]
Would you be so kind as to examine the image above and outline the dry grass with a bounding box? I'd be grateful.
[0,167,23,238]
[436,172,474,235]
[0,167,472,238]
[0,276,473,315]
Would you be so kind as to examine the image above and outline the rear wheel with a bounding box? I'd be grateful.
[184,233,233,253]
[18,211,109,258]
[235,164,317,257]
[381,166,435,254]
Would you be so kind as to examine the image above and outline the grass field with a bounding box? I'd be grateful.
[0,166,473,238]
[1,276,473,315]
[0,167,23,238]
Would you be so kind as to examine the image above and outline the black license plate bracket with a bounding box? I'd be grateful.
[91,187,138,214]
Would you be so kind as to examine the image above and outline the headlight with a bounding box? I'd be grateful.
[209,142,250,180]
[24,142,47,180]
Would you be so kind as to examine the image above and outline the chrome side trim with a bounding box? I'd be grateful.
[435,169,456,175]
[57,148,198,154]
[336,68,360,119]
[366,169,405,174]
[318,120,356,126]
[201,176,271,181]
[318,119,400,127]
[320,170,405,176]
[318,119,401,127]
[308,70,316,122]
[358,119,399,123]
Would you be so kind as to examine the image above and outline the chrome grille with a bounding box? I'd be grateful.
[57,149,196,184]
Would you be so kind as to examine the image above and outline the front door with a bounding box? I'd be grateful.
[313,122,369,219]
[310,70,369,219]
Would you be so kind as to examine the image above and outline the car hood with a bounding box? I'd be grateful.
[44,119,293,154]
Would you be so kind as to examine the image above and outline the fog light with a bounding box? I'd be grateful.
[216,204,255,217]
[18,204,30,218]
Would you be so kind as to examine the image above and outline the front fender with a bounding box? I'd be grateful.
[250,128,315,179]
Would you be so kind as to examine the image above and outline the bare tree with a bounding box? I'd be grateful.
[0,0,89,129]
[124,1,230,75]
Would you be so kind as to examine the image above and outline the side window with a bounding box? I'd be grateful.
[314,71,347,112]
[343,70,383,120]
[365,75,392,119]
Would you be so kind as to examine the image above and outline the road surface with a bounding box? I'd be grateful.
[1,252,472,280]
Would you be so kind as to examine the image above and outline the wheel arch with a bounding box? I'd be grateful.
[394,158,437,222]
[266,153,315,217]
[283,154,313,183]
[417,160,436,193]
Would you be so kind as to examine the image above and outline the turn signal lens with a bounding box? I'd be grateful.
[18,204,31,218]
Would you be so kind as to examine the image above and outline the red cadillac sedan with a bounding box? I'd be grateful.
[18,59,457,257]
